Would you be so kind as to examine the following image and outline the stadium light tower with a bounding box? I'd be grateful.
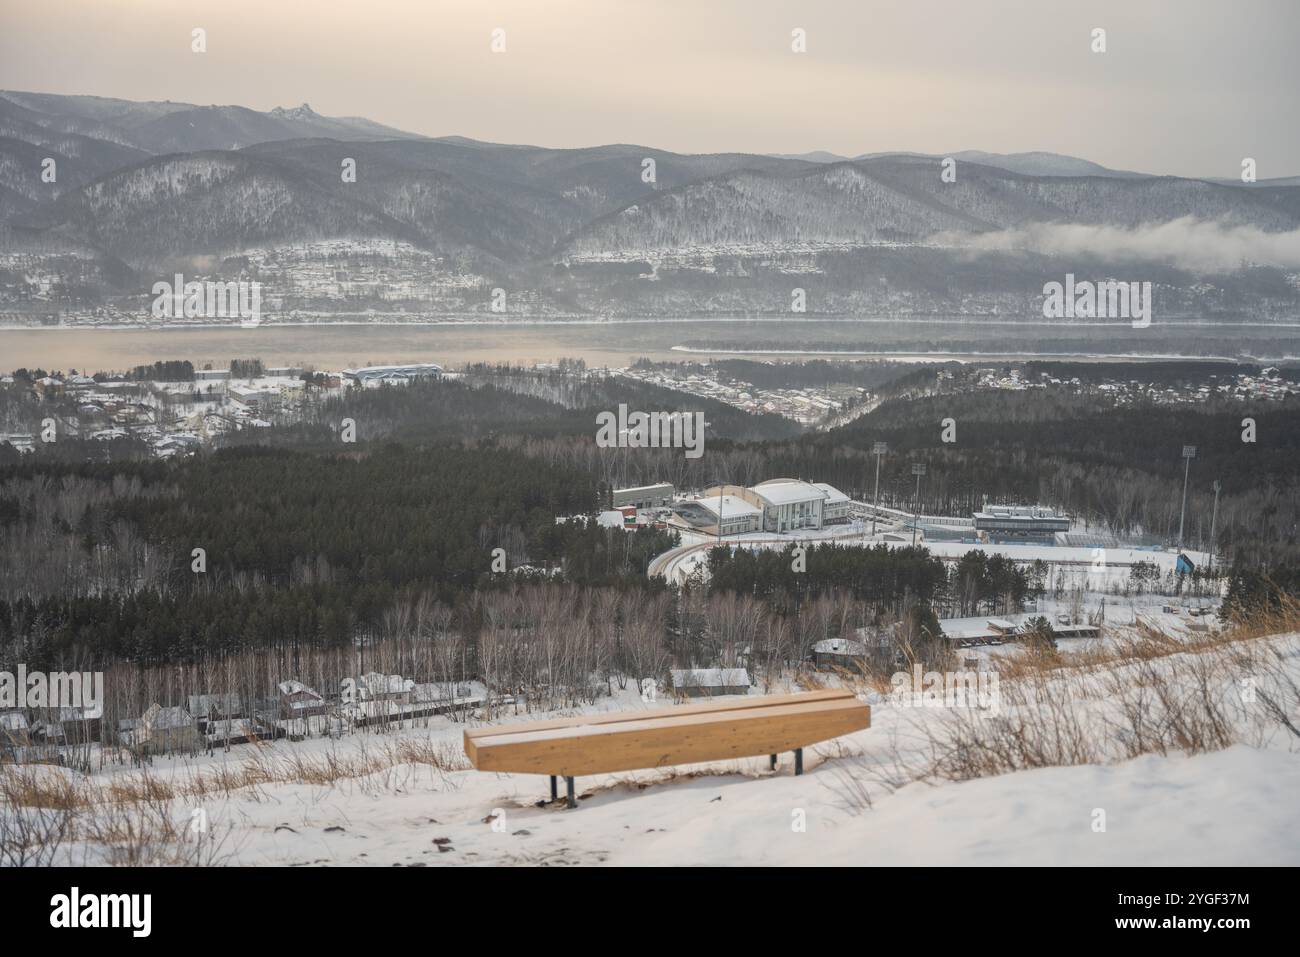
[1208,479,1222,575]
[911,463,927,547]
[870,442,888,539]
[717,479,726,546]
[1177,446,1196,549]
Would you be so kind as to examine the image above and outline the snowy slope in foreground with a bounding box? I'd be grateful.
[137,738,1300,867]
[16,631,1300,867]
[603,745,1300,866]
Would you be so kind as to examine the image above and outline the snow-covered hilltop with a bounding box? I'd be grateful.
[8,621,1298,867]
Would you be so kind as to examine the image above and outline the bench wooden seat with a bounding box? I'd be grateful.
[464,689,870,807]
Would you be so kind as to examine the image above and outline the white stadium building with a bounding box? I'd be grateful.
[342,363,444,387]
[688,478,852,535]
[697,494,766,536]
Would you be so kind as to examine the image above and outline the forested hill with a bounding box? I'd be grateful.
[800,393,1299,565]
[216,374,801,451]
[0,439,679,664]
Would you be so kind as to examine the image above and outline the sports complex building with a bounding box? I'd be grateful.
[973,505,1071,544]
[668,478,851,537]
[341,363,444,387]
[611,482,676,509]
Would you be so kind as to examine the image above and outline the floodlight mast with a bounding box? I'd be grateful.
[911,463,926,547]
[718,480,725,545]
[870,442,887,540]
[1178,446,1196,549]
[1208,479,1221,575]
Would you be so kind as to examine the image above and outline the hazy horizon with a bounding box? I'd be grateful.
[2,0,1297,180]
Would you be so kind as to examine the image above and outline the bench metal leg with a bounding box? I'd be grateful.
[550,775,557,802]
[769,753,777,770]
[795,748,803,776]
[565,776,576,809]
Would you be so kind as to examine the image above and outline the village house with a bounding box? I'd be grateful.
[358,673,411,704]
[277,680,328,719]
[407,680,488,717]
[205,717,276,747]
[26,706,101,746]
[135,704,201,754]
[34,375,64,396]
[187,693,245,730]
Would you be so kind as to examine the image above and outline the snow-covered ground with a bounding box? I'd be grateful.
[650,519,1208,588]
[10,628,1297,867]
[948,594,1221,661]
[917,539,1207,569]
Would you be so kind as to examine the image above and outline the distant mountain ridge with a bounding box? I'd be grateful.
[0,90,425,155]
[867,150,1151,179]
[1,90,1298,325]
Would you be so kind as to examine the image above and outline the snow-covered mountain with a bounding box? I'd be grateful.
[2,90,1299,321]
[778,149,1154,178]
[854,149,1152,179]
[0,90,422,153]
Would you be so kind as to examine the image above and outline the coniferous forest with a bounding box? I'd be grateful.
[0,362,1296,702]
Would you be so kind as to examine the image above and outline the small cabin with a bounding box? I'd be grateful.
[0,710,31,750]
[812,638,868,674]
[137,704,201,754]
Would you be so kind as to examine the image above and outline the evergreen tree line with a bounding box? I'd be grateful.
[706,543,1035,619]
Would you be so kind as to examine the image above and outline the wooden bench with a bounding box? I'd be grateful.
[463,688,870,808]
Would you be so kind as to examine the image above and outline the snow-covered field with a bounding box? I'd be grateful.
[6,627,1298,867]
[651,519,1208,590]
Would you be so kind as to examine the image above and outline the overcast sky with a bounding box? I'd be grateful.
[2,0,1296,178]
